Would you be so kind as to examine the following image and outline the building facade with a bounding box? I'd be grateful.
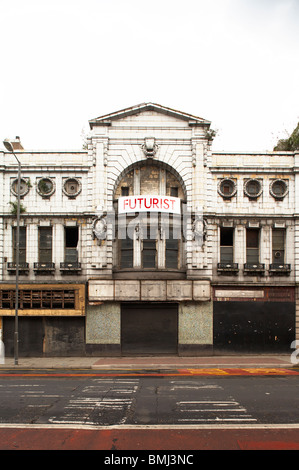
[0,103,298,356]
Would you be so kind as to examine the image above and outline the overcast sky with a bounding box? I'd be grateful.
[0,0,299,152]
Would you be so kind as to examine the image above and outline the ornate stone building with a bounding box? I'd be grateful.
[0,103,297,356]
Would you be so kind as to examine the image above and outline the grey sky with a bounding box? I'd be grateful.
[0,0,298,151]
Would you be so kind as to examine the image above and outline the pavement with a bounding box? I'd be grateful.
[0,354,297,370]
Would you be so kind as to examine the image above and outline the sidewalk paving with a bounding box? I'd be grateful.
[0,354,296,370]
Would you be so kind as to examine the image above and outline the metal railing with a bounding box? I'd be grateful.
[60,262,81,271]
[33,262,55,272]
[7,262,29,272]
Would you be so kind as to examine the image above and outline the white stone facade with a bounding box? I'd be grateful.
[0,103,298,356]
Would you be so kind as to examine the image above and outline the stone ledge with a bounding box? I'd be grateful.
[88,279,211,302]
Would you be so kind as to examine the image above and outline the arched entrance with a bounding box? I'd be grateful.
[113,161,185,355]
[113,161,187,272]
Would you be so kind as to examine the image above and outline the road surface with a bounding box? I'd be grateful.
[0,368,299,449]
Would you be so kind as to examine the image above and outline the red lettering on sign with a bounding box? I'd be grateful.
[119,195,180,214]
[153,198,159,208]
[144,198,151,209]
[163,198,169,210]
[129,198,136,210]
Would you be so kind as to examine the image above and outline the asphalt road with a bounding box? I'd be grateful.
[1,374,299,450]
[0,375,298,426]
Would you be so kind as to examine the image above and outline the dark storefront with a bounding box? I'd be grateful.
[0,284,86,357]
[3,317,86,357]
[213,287,295,353]
[121,303,178,355]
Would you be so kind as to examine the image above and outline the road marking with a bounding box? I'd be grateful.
[178,418,258,422]
[47,378,140,426]
[179,368,299,376]
[0,368,298,376]
[0,375,297,427]
[174,385,258,424]
[1,423,299,429]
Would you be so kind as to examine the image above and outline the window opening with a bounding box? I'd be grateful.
[121,187,129,196]
[165,226,179,269]
[244,179,262,199]
[220,227,234,263]
[170,187,179,197]
[38,227,52,263]
[13,226,26,263]
[0,289,75,309]
[142,224,157,268]
[246,228,259,264]
[272,228,285,264]
[120,237,133,268]
[65,226,79,263]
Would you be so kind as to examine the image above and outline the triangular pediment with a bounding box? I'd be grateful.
[89,102,210,128]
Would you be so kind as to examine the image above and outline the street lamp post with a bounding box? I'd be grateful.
[3,139,21,365]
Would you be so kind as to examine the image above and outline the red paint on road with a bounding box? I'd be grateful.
[238,440,299,450]
[0,368,298,377]
[0,427,299,450]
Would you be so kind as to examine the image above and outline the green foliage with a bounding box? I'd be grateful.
[9,201,26,215]
[205,129,217,141]
[274,122,299,151]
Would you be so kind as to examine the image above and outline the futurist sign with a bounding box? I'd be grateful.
[118,195,181,214]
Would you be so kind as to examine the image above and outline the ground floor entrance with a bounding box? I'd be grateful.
[2,317,85,357]
[121,303,178,355]
[213,301,295,353]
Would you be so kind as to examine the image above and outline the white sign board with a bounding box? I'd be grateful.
[118,195,181,214]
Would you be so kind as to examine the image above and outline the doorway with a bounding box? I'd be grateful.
[121,303,178,355]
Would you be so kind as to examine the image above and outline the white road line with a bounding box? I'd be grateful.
[0,423,298,430]
[178,401,240,404]
[175,396,257,423]
[46,381,139,426]
[179,408,248,412]
[178,418,258,422]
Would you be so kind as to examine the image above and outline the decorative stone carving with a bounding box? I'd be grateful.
[244,178,263,199]
[193,217,206,245]
[141,137,158,158]
[270,179,288,200]
[217,178,237,199]
[37,177,55,199]
[92,216,107,240]
[62,177,82,198]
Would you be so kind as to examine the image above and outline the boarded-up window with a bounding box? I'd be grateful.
[0,289,75,309]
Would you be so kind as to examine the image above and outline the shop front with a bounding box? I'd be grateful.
[86,280,212,356]
[0,284,86,356]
